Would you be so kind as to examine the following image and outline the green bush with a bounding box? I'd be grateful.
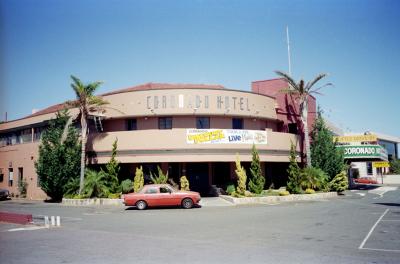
[235,155,247,196]
[261,189,280,196]
[180,176,190,191]
[82,169,110,198]
[279,190,290,196]
[286,142,302,194]
[390,159,400,174]
[329,170,348,193]
[120,179,133,194]
[300,167,329,191]
[226,184,236,195]
[248,144,265,194]
[305,188,315,194]
[150,166,169,184]
[133,166,144,193]
[107,193,121,199]
[18,179,28,198]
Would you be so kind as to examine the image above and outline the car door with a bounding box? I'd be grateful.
[143,187,160,206]
[158,186,176,206]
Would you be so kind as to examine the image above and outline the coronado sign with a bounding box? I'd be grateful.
[337,145,388,160]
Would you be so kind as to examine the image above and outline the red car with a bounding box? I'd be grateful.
[354,177,378,184]
[123,184,201,210]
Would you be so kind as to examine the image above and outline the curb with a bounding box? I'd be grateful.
[219,192,338,205]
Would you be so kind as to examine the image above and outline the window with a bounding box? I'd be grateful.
[159,117,172,129]
[196,117,210,129]
[144,187,158,194]
[18,167,23,185]
[288,123,298,134]
[8,168,13,187]
[367,162,373,175]
[34,127,45,141]
[126,119,137,131]
[232,118,243,129]
[0,168,3,182]
[160,187,171,193]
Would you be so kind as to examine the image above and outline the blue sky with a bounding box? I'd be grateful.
[1,0,399,136]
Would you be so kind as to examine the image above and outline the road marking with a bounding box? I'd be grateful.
[359,209,389,249]
[7,226,47,232]
[369,186,398,198]
[361,247,400,253]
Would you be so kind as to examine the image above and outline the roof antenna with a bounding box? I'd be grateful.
[286,26,292,76]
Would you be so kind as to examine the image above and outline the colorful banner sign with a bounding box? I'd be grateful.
[372,161,390,168]
[186,129,267,144]
[337,145,388,160]
[333,134,377,143]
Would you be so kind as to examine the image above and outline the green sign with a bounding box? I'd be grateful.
[337,145,388,160]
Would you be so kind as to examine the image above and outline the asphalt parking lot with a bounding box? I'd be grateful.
[1,186,399,264]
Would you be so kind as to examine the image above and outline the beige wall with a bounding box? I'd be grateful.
[100,88,277,120]
[87,129,300,164]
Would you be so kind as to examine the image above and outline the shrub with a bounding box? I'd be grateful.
[311,111,345,181]
[150,166,169,184]
[18,179,28,198]
[82,169,110,198]
[235,155,247,196]
[35,110,81,201]
[180,176,190,191]
[226,184,236,195]
[287,142,302,194]
[390,159,400,174]
[64,177,80,197]
[279,190,290,196]
[103,138,120,193]
[329,170,348,193]
[107,193,121,199]
[300,167,329,191]
[133,166,144,193]
[261,189,279,196]
[248,144,265,194]
[305,188,315,194]
[120,179,133,194]
[168,178,179,189]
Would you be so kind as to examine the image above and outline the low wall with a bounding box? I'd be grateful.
[62,198,124,206]
[220,192,338,205]
[0,211,33,224]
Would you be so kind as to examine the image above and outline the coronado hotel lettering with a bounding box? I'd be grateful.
[146,94,251,111]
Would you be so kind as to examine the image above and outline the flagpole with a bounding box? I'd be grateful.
[286,26,292,76]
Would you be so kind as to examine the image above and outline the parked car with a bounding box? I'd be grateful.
[354,177,378,184]
[123,184,201,210]
[0,189,10,200]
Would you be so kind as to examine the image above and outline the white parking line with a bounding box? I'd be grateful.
[359,209,389,249]
[7,226,48,232]
[361,247,400,253]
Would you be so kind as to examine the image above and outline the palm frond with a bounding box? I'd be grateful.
[275,70,298,90]
[305,73,328,90]
[86,81,104,95]
[88,96,108,106]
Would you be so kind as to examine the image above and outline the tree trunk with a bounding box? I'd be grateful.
[79,112,87,195]
[301,98,311,167]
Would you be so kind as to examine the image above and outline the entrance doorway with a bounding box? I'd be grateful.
[186,163,209,196]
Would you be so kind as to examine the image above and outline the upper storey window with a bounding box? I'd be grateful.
[126,119,137,131]
[196,117,210,129]
[159,117,172,129]
[232,118,243,129]
[288,123,298,135]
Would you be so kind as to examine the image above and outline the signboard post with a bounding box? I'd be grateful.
[373,162,390,184]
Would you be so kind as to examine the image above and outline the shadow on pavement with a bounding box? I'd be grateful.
[374,203,400,207]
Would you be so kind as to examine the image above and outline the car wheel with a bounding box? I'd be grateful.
[136,200,147,210]
[182,198,193,209]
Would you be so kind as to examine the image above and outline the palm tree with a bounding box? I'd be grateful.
[275,70,331,167]
[68,75,108,194]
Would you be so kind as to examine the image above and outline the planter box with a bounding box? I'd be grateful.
[220,192,338,205]
[62,198,124,206]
